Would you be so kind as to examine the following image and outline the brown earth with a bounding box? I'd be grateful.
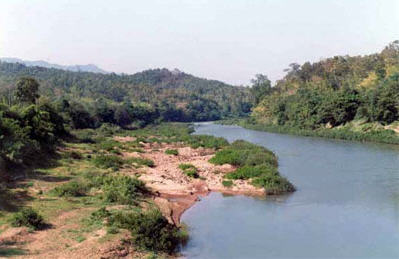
[121,141,265,224]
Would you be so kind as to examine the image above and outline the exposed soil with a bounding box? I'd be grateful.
[121,141,265,224]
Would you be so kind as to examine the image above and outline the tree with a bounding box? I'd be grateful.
[15,77,40,104]
[250,74,272,105]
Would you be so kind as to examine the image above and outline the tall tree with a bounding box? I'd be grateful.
[15,77,40,104]
[250,74,272,105]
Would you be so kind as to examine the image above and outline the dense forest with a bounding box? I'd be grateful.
[0,63,252,122]
[250,41,399,133]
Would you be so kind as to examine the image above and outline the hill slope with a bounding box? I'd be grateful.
[0,62,252,121]
[0,57,108,74]
[251,41,399,133]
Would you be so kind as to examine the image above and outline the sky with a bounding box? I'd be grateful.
[1,0,398,85]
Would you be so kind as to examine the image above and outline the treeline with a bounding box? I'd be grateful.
[251,41,399,130]
[0,64,252,121]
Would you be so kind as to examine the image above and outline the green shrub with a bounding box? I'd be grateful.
[225,164,277,180]
[185,135,228,149]
[11,207,45,230]
[222,180,233,187]
[90,207,111,221]
[178,163,199,178]
[209,140,278,167]
[178,163,196,171]
[102,175,147,205]
[184,169,199,178]
[165,149,178,156]
[109,209,186,254]
[51,181,88,197]
[93,155,124,170]
[252,174,296,194]
[127,157,155,168]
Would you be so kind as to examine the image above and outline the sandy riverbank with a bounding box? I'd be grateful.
[118,138,266,224]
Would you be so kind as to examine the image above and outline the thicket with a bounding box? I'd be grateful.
[210,140,295,194]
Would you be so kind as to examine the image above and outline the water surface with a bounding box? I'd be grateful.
[181,123,399,259]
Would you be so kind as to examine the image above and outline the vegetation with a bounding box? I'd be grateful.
[0,64,252,123]
[108,209,187,253]
[50,181,89,197]
[210,140,295,194]
[248,41,399,144]
[11,207,45,230]
[165,149,178,156]
[178,163,199,178]
[101,175,147,205]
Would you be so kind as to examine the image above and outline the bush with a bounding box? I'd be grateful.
[225,164,277,180]
[51,181,88,197]
[109,209,186,254]
[93,155,125,170]
[11,207,45,230]
[178,163,199,178]
[252,174,296,194]
[102,175,147,205]
[165,149,178,156]
[222,180,233,187]
[127,157,155,168]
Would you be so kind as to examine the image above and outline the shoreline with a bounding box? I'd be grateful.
[218,119,399,145]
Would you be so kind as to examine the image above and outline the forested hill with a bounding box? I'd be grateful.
[0,62,252,121]
[251,41,399,132]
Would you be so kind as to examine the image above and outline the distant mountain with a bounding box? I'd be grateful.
[0,57,108,74]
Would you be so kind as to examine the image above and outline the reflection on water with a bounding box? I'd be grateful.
[181,123,399,259]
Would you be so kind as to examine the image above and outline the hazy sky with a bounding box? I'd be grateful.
[1,0,398,85]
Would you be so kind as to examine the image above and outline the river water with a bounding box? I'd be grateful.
[181,123,399,259]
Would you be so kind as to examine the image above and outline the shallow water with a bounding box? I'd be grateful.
[181,123,399,259]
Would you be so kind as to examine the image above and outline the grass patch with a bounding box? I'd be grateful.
[165,149,179,156]
[126,157,155,168]
[222,180,233,187]
[50,181,89,197]
[92,155,125,170]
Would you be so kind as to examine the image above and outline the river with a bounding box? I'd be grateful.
[181,123,399,259]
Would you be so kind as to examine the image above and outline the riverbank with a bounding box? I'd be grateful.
[219,118,399,145]
[0,123,293,258]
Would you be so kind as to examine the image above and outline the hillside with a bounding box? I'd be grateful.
[249,41,399,141]
[0,58,108,74]
[0,62,252,121]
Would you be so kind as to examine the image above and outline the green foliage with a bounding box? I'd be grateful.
[252,41,399,135]
[92,155,125,170]
[0,64,252,123]
[50,181,88,197]
[127,157,155,168]
[101,175,147,205]
[165,149,178,156]
[210,140,294,194]
[184,135,228,149]
[209,140,277,167]
[222,180,233,187]
[11,207,45,230]
[109,209,186,254]
[15,77,40,104]
[252,174,295,194]
[178,163,199,178]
